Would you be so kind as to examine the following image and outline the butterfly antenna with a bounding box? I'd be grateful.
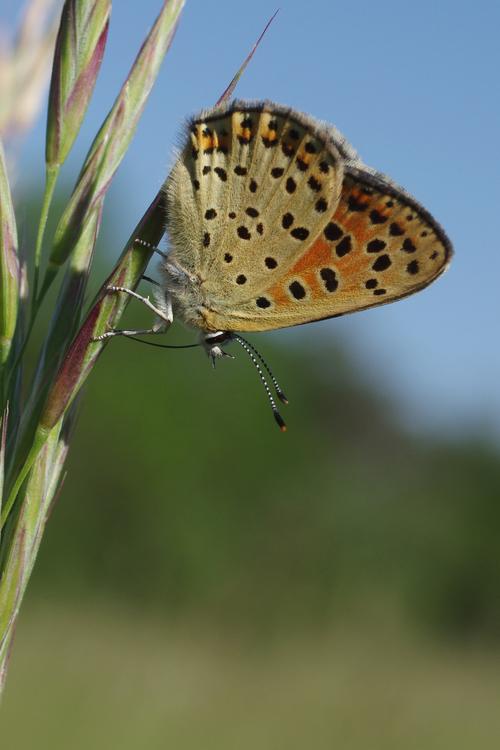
[232,335,287,432]
[134,237,168,260]
[233,334,288,405]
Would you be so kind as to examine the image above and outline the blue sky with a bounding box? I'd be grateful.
[3,0,500,440]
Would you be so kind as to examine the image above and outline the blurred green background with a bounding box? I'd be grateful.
[3,1,500,748]
[3,268,500,748]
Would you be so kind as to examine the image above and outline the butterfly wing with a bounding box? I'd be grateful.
[203,167,452,333]
[165,102,452,333]
[164,102,345,298]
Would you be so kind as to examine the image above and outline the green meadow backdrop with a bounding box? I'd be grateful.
[3,238,500,747]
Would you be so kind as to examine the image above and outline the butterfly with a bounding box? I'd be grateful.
[98,100,452,430]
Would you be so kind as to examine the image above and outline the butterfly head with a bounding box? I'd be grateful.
[202,330,234,367]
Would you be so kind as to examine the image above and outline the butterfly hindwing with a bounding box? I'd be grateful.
[203,167,451,332]
[319,167,452,307]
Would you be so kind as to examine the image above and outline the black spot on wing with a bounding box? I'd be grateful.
[320,268,338,292]
[307,176,321,192]
[256,296,271,309]
[282,142,295,157]
[237,226,251,240]
[291,227,310,241]
[214,167,227,182]
[372,254,391,272]
[366,239,386,253]
[389,222,404,236]
[348,195,367,212]
[335,236,352,257]
[407,260,419,275]
[324,222,343,241]
[262,136,279,148]
[289,281,306,299]
[402,238,417,253]
[370,209,388,225]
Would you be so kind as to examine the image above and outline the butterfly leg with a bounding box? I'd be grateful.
[105,285,172,320]
[93,321,167,341]
[93,285,173,341]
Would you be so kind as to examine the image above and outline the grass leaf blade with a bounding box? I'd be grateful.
[47,0,185,282]
[0,140,19,372]
[46,0,111,169]
[215,10,279,106]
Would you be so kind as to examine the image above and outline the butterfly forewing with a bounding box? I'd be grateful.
[165,102,344,301]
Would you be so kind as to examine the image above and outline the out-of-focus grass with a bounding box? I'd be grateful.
[3,603,500,750]
[25,311,500,639]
